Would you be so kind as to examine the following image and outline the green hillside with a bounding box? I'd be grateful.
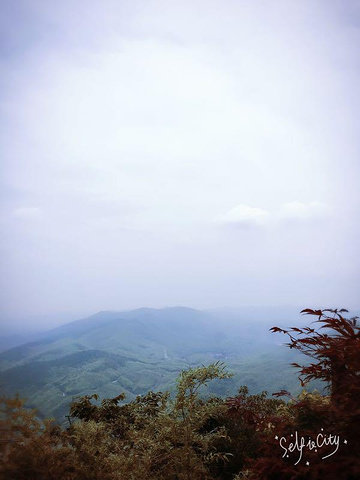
[0,307,309,424]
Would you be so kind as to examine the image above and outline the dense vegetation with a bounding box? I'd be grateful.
[1,309,359,479]
[0,307,306,423]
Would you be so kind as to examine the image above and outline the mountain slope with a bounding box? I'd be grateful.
[0,306,307,423]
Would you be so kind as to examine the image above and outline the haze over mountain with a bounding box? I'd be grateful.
[0,306,312,424]
[1,0,359,326]
[0,3,359,477]
[0,0,358,449]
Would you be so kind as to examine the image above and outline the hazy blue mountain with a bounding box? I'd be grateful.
[0,332,45,353]
[0,306,311,424]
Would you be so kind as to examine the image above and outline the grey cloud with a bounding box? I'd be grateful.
[0,0,359,323]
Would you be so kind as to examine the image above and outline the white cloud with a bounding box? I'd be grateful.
[0,0,359,317]
[216,201,330,228]
[216,204,269,227]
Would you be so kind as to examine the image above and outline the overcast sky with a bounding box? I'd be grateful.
[1,0,359,327]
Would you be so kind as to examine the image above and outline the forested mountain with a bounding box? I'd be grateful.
[0,306,306,423]
[1,309,359,480]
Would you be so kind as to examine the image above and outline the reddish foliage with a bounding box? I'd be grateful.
[252,308,360,480]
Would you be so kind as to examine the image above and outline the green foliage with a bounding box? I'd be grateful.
[0,361,307,479]
[0,307,306,423]
[1,308,359,479]
[68,362,233,479]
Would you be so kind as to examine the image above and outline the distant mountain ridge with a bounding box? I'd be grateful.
[0,306,309,423]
